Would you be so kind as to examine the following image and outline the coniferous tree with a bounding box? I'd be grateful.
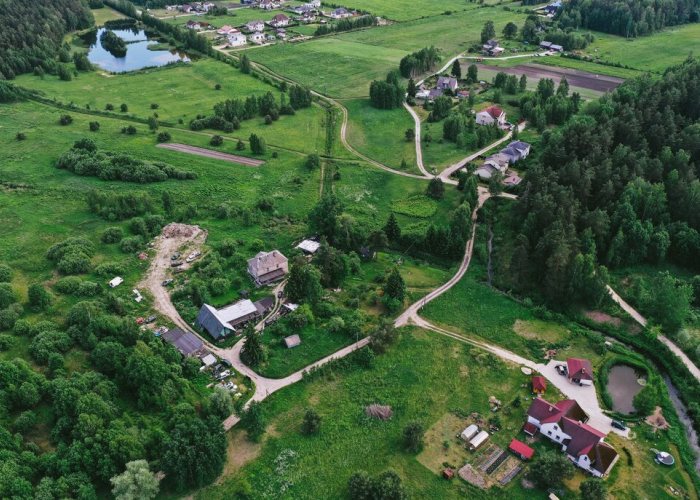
[384,213,402,241]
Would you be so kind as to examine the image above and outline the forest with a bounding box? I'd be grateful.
[0,0,94,80]
[504,57,700,317]
[557,0,700,37]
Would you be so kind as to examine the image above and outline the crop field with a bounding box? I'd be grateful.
[343,98,418,174]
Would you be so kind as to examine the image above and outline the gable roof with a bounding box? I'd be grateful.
[508,140,530,151]
[254,296,275,314]
[532,375,547,392]
[332,7,348,14]
[509,439,534,459]
[246,20,265,26]
[594,441,619,474]
[527,398,588,425]
[437,76,458,89]
[196,304,230,340]
[272,13,289,21]
[248,250,288,277]
[567,358,594,381]
[218,299,258,324]
[481,105,504,119]
[163,327,203,356]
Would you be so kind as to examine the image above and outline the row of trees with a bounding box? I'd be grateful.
[0,0,94,79]
[314,14,376,35]
[56,138,198,183]
[558,0,700,37]
[518,77,581,131]
[399,46,441,79]
[369,71,405,110]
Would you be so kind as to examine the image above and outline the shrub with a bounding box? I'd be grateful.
[28,283,52,312]
[120,103,128,112]
[157,131,172,142]
[89,121,100,131]
[60,114,73,125]
[101,227,124,244]
[56,276,82,294]
[0,264,12,283]
[105,103,114,110]
[210,135,224,147]
[119,236,143,254]
[151,103,159,109]
[16,132,26,141]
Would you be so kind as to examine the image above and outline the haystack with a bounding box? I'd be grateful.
[365,404,393,420]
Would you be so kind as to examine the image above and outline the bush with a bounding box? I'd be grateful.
[151,103,159,109]
[60,114,73,125]
[119,236,143,254]
[105,103,114,111]
[89,121,100,131]
[55,276,82,294]
[28,283,52,312]
[101,227,124,244]
[157,131,172,142]
[210,135,224,147]
[16,132,26,141]
[0,264,12,283]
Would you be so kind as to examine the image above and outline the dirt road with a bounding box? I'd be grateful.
[156,143,265,167]
[139,223,207,333]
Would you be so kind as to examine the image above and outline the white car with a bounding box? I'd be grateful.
[216,370,231,380]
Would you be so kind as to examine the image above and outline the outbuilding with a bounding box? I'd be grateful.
[296,239,321,254]
[109,277,124,288]
[532,375,547,394]
[163,327,204,357]
[469,430,490,450]
[509,439,534,460]
[460,424,479,441]
[284,334,301,348]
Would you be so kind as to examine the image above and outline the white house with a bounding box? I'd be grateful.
[249,31,266,43]
[476,105,507,127]
[259,0,277,10]
[306,0,321,7]
[526,398,619,478]
[109,277,123,288]
[330,7,351,18]
[217,25,235,35]
[437,76,458,92]
[248,250,288,285]
[270,13,290,26]
[228,33,247,46]
[499,140,530,163]
[474,153,509,180]
[245,20,265,32]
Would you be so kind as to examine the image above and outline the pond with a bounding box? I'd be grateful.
[82,28,194,73]
[606,364,645,414]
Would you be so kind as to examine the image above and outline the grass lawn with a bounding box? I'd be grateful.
[343,98,419,174]
[91,6,127,26]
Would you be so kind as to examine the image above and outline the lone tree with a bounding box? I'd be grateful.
[502,21,518,39]
[240,53,251,74]
[208,386,234,420]
[249,134,267,155]
[302,408,322,435]
[467,64,478,84]
[210,134,224,147]
[451,59,462,79]
[426,177,445,200]
[580,478,608,500]
[110,460,160,500]
[405,128,415,142]
[528,451,575,489]
[243,401,267,442]
[383,268,406,312]
[480,20,496,44]
[27,283,52,312]
[402,421,425,452]
[519,73,528,92]
[241,325,265,366]
[383,213,401,241]
[306,153,321,170]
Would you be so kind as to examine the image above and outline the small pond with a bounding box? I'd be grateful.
[606,364,645,414]
[82,28,194,73]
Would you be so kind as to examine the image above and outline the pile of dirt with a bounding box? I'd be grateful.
[161,223,201,239]
[645,406,669,431]
[365,405,393,420]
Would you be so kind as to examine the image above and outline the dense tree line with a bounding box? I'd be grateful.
[0,0,94,79]
[558,0,700,37]
[141,12,212,53]
[369,71,405,110]
[399,46,441,79]
[86,189,155,220]
[314,15,377,35]
[56,139,197,183]
[504,58,700,314]
[103,0,139,18]
[518,77,581,132]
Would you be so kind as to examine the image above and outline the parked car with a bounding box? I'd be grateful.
[216,370,231,380]
[162,279,173,286]
[145,315,157,324]
[611,420,627,430]
[171,262,183,267]
[174,269,184,274]
[221,359,232,368]
[194,251,202,257]
[171,253,180,260]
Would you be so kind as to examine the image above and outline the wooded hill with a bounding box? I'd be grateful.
[0,0,94,80]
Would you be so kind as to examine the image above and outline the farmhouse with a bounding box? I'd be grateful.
[248,250,288,285]
[474,156,507,180]
[246,20,265,32]
[526,398,619,477]
[186,20,201,29]
[162,327,204,357]
[195,299,261,340]
[306,0,321,7]
[259,0,277,10]
[270,13,290,26]
[249,31,266,43]
[532,375,547,394]
[482,39,504,56]
[437,76,458,92]
[181,4,192,12]
[228,33,247,46]
[476,105,506,127]
[217,25,235,35]
[499,140,530,163]
[330,7,351,18]
[296,13,316,22]
[293,5,314,14]
[567,358,594,385]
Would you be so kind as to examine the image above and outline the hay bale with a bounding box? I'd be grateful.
[365,404,393,420]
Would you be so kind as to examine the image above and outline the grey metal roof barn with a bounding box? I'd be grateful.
[162,327,203,357]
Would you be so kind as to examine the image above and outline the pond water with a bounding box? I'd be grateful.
[606,364,645,414]
[82,28,194,73]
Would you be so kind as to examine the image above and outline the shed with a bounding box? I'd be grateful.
[109,277,123,288]
[200,353,217,367]
[253,296,275,315]
[443,468,454,480]
[282,303,299,313]
[296,239,321,254]
[509,439,534,460]
[163,327,203,357]
[284,334,301,348]
[532,375,547,394]
[460,424,479,441]
[469,430,489,450]
[523,422,538,436]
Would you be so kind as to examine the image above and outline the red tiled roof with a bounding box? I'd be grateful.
[523,422,538,435]
[484,105,504,119]
[527,398,588,424]
[561,417,606,458]
[532,375,547,392]
[509,439,534,459]
[567,358,594,381]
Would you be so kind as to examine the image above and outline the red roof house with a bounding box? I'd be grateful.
[509,439,534,460]
[532,375,547,394]
[567,358,594,385]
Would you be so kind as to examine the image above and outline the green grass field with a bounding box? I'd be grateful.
[91,6,127,26]
[343,98,419,174]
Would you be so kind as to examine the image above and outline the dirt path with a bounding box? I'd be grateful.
[139,223,208,332]
[607,285,700,384]
[156,143,265,167]
[403,103,431,178]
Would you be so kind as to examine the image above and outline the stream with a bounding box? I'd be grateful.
[664,375,700,472]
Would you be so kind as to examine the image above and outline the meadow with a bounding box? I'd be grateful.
[91,5,127,25]
[343,98,418,174]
